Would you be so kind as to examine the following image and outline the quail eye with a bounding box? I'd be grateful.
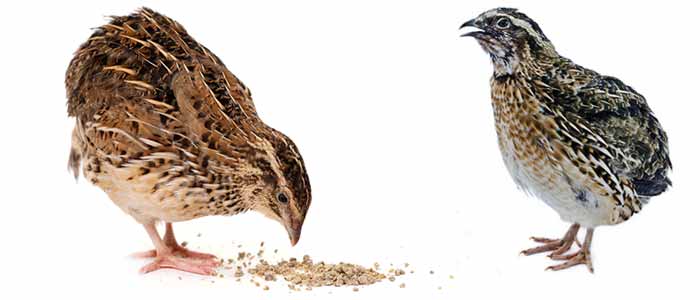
[496,17,511,29]
[276,192,288,204]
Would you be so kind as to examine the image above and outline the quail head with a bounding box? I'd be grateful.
[460,8,671,272]
[66,7,312,275]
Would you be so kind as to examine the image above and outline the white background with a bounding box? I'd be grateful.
[1,0,698,299]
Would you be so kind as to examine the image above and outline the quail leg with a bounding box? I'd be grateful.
[546,228,594,273]
[132,223,219,261]
[521,223,580,256]
[162,223,218,260]
[137,223,220,275]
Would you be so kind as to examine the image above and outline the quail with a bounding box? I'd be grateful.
[460,8,671,272]
[66,8,312,275]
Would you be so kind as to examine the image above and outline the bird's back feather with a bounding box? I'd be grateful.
[544,60,672,197]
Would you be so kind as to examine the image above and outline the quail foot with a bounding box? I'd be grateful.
[460,8,671,272]
[66,8,312,275]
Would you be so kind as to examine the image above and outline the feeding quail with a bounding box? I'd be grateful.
[459,8,671,272]
[66,7,312,275]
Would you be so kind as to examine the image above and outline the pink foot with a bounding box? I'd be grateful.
[171,244,218,260]
[135,223,221,275]
[132,245,218,260]
[139,252,220,275]
[131,249,158,258]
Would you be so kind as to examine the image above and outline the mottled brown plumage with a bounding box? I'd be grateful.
[66,7,311,275]
[461,8,671,272]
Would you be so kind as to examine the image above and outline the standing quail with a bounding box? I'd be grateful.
[460,8,671,272]
[66,7,312,275]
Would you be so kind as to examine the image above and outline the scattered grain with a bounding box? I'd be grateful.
[248,254,389,290]
[228,246,409,291]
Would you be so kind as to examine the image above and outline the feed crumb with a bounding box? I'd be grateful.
[353,287,359,292]
[230,247,408,291]
[449,275,454,279]
[247,254,392,291]
[400,283,406,288]
[263,271,276,281]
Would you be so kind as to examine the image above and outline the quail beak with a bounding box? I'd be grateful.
[459,19,485,38]
[286,218,303,246]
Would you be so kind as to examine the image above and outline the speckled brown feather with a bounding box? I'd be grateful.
[66,8,311,226]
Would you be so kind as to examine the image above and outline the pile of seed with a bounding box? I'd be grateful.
[247,255,389,291]
[210,241,409,291]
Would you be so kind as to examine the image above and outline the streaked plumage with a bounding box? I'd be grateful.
[460,8,671,272]
[66,7,311,274]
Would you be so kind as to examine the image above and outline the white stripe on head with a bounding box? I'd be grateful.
[508,17,548,47]
[478,8,552,50]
